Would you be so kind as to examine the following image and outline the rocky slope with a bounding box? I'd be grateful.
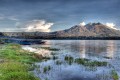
[51,23,120,38]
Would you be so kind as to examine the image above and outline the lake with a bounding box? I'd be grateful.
[27,40,120,80]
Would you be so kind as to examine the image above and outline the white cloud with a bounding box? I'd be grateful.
[105,23,117,30]
[22,20,54,32]
[79,22,86,26]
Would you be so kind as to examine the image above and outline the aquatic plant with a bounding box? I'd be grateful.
[64,55,74,65]
[43,65,51,73]
[103,56,112,59]
[51,52,57,55]
[53,56,58,60]
[41,47,60,51]
[75,58,108,67]
[111,70,119,80]
[56,60,62,65]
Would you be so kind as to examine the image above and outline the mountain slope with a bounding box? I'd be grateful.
[2,23,120,39]
[51,23,120,38]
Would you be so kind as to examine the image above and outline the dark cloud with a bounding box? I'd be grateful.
[0,0,120,31]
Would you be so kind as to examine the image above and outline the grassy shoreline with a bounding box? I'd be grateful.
[0,44,42,80]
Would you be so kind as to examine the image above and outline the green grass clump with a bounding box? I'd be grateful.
[43,66,51,73]
[41,47,60,51]
[64,55,74,65]
[111,70,119,80]
[75,58,108,67]
[74,58,89,65]
[0,61,39,80]
[0,43,41,64]
[0,43,41,80]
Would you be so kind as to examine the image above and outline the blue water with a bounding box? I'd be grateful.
[30,40,120,80]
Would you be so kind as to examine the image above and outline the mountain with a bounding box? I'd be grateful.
[2,23,120,39]
[50,23,120,38]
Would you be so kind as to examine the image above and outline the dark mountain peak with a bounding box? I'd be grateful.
[87,22,103,26]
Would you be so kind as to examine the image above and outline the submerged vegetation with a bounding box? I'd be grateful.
[56,60,62,65]
[0,43,41,80]
[75,58,108,67]
[64,55,108,67]
[111,70,119,80]
[43,65,51,73]
[64,55,74,65]
[41,47,60,51]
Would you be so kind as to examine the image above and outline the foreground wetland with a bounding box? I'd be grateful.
[0,40,120,80]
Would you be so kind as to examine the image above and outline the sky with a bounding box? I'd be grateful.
[0,0,120,32]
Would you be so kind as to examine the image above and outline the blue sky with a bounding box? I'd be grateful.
[0,0,120,32]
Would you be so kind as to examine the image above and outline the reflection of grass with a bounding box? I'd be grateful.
[75,58,108,67]
[56,60,62,65]
[43,66,51,73]
[53,56,58,60]
[64,55,108,67]
[0,44,41,80]
[103,56,112,59]
[111,70,119,80]
[41,47,60,51]
[85,66,97,71]
[64,55,74,65]
[51,52,57,55]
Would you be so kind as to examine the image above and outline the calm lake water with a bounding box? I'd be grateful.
[29,40,120,80]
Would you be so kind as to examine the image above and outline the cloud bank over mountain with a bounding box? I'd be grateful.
[22,20,54,32]
[105,23,117,30]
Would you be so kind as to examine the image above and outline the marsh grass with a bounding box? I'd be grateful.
[103,56,112,59]
[75,58,108,67]
[64,55,107,67]
[64,55,74,65]
[111,70,119,80]
[56,60,62,65]
[53,56,58,60]
[0,43,41,80]
[43,65,51,73]
[51,52,58,56]
[41,47,60,51]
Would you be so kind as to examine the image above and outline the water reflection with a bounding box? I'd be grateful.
[106,40,116,58]
[79,40,86,58]
[31,40,120,80]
